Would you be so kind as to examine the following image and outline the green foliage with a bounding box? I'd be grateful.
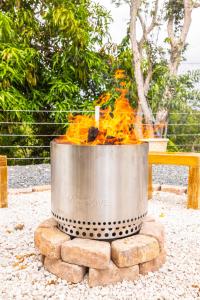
[167,109,200,152]
[0,0,115,164]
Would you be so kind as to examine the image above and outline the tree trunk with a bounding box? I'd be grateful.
[130,0,154,138]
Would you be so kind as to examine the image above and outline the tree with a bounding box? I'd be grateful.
[0,0,113,163]
[113,0,200,137]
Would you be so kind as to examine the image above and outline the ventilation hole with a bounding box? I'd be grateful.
[112,232,116,237]
[79,227,83,230]
[113,221,116,225]
[69,219,72,222]
[116,227,119,230]
[62,217,64,221]
[78,221,81,224]
[74,220,76,223]
[108,228,112,231]
[97,233,101,238]
[125,230,129,234]
[118,221,121,224]
[73,226,76,229]
[123,220,125,223]
[88,222,91,225]
[108,222,111,225]
[83,221,85,225]
[70,230,73,234]
[90,233,94,237]
[128,224,131,227]
[105,233,109,237]
[93,222,96,225]
[65,228,68,232]
[101,228,105,231]
[94,228,97,231]
[103,222,106,225]
[86,228,90,231]
[59,216,61,220]
[76,231,79,235]
[127,219,130,223]
[131,218,133,222]
[134,218,137,221]
[61,226,64,230]
[131,228,133,232]
[98,222,101,225]
[119,232,123,236]
[122,226,126,229]
[82,232,86,236]
[65,219,68,222]
[135,226,138,230]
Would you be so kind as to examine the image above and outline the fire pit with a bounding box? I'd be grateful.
[51,141,148,240]
[34,70,166,286]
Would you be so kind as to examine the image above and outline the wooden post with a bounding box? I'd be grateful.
[148,164,153,200]
[188,166,200,209]
[0,156,8,208]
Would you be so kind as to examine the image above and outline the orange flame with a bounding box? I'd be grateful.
[57,70,157,145]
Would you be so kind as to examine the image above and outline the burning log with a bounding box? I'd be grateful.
[88,127,99,143]
[105,136,123,145]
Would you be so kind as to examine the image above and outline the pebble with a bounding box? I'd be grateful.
[0,191,200,299]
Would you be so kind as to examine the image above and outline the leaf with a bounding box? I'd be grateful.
[159,213,165,218]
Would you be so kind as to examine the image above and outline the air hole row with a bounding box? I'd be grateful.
[58,224,139,238]
[53,212,147,225]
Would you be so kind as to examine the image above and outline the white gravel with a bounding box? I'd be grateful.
[0,191,200,300]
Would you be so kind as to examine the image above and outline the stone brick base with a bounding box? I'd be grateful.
[34,216,166,287]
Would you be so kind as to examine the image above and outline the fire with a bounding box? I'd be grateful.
[57,70,155,145]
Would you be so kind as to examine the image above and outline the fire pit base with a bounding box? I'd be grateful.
[34,216,166,287]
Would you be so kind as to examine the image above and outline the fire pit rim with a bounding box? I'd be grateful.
[51,139,149,148]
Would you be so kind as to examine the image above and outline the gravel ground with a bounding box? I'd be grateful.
[1,191,200,299]
[8,164,188,189]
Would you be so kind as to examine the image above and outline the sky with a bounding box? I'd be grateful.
[94,1,200,71]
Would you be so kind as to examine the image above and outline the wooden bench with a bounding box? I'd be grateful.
[148,152,200,209]
[0,156,8,208]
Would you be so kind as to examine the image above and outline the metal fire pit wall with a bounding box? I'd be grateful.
[51,141,148,240]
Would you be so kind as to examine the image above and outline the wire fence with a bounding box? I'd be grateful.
[0,110,199,164]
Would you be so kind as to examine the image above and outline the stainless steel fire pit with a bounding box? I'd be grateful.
[51,141,148,240]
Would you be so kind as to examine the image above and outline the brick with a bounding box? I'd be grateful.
[139,250,166,275]
[34,226,70,259]
[161,185,187,195]
[32,185,51,192]
[61,238,110,269]
[88,261,139,287]
[153,184,161,191]
[111,235,160,268]
[38,218,57,228]
[140,221,165,250]
[44,257,86,283]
